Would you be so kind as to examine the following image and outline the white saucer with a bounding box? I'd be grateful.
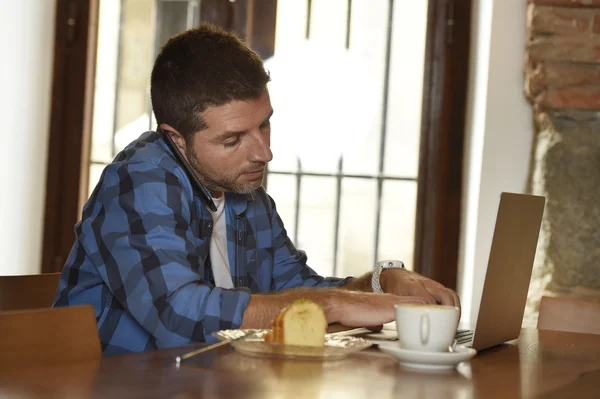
[378,343,477,371]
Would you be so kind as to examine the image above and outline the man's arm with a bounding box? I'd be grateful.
[377,268,461,308]
[240,287,428,329]
[340,273,372,292]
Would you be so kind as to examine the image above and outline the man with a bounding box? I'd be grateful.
[54,24,459,354]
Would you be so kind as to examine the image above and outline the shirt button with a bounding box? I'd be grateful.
[206,221,213,229]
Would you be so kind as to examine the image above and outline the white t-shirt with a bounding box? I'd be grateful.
[208,195,234,289]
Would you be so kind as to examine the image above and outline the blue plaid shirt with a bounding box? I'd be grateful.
[54,131,351,354]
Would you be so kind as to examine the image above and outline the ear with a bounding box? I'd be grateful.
[160,123,187,153]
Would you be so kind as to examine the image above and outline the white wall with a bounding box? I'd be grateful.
[0,1,56,275]
[458,0,533,326]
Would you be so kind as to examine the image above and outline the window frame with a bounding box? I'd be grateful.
[414,0,472,289]
[41,0,98,273]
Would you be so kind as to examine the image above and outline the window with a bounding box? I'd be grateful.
[44,0,470,289]
[87,0,427,277]
[264,0,428,277]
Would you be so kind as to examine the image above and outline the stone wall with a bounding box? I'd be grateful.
[524,0,600,326]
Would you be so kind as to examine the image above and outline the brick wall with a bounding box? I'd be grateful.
[526,0,600,113]
[523,0,600,326]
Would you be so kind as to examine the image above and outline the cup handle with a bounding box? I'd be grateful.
[420,312,430,345]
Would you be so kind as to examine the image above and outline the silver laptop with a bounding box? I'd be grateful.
[455,192,545,350]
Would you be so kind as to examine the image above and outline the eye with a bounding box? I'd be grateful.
[223,136,241,148]
[260,120,271,132]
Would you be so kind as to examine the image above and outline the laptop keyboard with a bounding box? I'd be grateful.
[455,329,474,345]
[357,327,475,345]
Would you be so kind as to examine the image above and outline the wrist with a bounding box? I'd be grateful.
[379,269,396,293]
[371,260,405,293]
[320,290,341,323]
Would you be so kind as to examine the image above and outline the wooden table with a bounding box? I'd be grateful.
[1,328,599,398]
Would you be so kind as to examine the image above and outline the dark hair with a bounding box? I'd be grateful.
[150,23,270,140]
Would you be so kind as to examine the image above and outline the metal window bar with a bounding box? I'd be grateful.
[90,159,416,184]
[147,0,162,131]
[292,0,314,246]
[372,0,396,267]
[111,0,125,159]
[265,170,415,182]
[330,0,352,276]
[146,0,162,130]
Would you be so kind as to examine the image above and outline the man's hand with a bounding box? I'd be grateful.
[380,269,460,308]
[330,291,428,328]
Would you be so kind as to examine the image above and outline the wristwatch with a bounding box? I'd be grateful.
[371,260,405,293]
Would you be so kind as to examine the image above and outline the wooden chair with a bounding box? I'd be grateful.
[537,295,600,335]
[0,273,61,311]
[0,305,101,371]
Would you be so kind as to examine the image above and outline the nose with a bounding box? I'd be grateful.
[249,131,273,163]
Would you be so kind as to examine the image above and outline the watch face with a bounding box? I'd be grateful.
[378,260,404,269]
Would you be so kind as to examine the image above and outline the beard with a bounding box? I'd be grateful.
[185,144,265,194]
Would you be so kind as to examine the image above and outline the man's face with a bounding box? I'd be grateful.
[172,89,273,196]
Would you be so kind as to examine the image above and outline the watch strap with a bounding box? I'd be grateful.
[371,260,405,293]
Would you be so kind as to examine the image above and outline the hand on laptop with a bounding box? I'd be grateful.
[380,268,461,310]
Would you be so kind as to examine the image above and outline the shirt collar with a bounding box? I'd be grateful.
[224,191,254,216]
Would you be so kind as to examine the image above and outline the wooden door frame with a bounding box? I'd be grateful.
[413,0,472,290]
[41,0,98,273]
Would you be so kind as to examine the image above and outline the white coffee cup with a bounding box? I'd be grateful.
[394,304,460,352]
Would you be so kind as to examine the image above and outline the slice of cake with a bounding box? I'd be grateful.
[264,299,327,347]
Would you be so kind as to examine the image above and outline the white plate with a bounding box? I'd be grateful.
[213,329,372,360]
[378,343,477,371]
